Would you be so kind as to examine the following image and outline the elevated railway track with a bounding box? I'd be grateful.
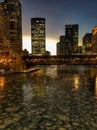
[22,54,97,67]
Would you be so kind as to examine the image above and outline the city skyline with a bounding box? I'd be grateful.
[21,0,97,55]
[1,0,96,55]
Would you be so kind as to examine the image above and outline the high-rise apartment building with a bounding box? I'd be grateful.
[31,17,45,55]
[0,3,4,53]
[0,0,22,55]
[65,24,78,54]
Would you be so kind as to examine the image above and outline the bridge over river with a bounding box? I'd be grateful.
[23,54,97,67]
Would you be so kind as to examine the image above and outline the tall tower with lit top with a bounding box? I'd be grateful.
[31,17,46,55]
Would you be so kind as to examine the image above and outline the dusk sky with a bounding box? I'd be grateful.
[20,0,97,55]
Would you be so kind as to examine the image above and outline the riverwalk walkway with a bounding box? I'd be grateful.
[0,67,40,76]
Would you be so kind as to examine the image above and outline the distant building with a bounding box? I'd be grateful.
[22,49,29,56]
[83,33,92,55]
[78,46,82,54]
[57,35,66,55]
[43,51,51,56]
[31,17,46,55]
[0,0,22,55]
[92,26,97,54]
[57,41,60,55]
[65,24,78,54]
[57,24,79,55]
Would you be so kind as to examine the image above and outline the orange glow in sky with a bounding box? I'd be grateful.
[23,35,58,55]
[46,38,58,55]
[23,36,31,53]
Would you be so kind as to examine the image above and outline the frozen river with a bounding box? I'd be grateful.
[0,65,97,129]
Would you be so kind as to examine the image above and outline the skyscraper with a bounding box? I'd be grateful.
[83,33,92,55]
[57,35,66,55]
[31,17,45,55]
[65,24,78,54]
[0,0,22,55]
[0,3,4,53]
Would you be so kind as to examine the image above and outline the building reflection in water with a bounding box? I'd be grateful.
[22,83,33,104]
[95,76,97,98]
[73,75,80,90]
[0,77,6,90]
[46,65,57,78]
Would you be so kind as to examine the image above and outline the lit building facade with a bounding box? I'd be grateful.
[31,18,45,55]
[0,3,5,53]
[92,26,97,54]
[65,24,78,54]
[0,0,22,55]
[83,33,92,55]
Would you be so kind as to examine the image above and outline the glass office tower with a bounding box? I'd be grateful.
[65,24,78,54]
[31,17,45,55]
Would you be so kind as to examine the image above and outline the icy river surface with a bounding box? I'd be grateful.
[0,65,97,129]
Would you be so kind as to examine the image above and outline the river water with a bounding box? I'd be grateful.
[0,65,97,129]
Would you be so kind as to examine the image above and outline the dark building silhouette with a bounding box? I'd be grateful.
[57,24,79,55]
[78,46,82,54]
[0,0,22,55]
[83,33,92,55]
[31,17,46,55]
[65,24,78,54]
[57,35,65,55]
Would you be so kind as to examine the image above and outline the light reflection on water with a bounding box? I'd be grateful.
[73,75,80,90]
[46,65,58,78]
[28,65,97,99]
[0,77,6,90]
[0,65,97,129]
[95,76,97,98]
